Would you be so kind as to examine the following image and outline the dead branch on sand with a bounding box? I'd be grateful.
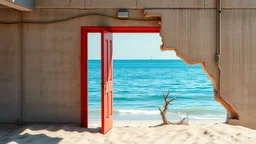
[158,90,189,126]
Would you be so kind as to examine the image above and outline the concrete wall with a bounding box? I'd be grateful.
[22,23,81,123]
[221,9,256,127]
[1,0,256,128]
[35,0,256,9]
[145,8,256,128]
[145,8,239,120]
[0,9,22,123]
[0,9,158,124]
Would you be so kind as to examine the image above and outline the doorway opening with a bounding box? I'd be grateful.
[82,27,226,134]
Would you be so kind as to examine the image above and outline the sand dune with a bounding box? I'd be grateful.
[1,121,256,144]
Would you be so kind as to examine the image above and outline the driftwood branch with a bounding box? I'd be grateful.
[169,117,189,125]
[157,90,188,126]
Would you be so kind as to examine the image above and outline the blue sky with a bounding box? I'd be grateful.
[88,33,178,60]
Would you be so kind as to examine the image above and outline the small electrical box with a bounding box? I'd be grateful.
[117,10,129,18]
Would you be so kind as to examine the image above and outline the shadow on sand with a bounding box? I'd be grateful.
[0,124,101,144]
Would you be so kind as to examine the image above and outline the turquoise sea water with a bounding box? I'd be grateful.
[88,60,226,120]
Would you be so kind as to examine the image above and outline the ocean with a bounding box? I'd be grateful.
[88,60,226,120]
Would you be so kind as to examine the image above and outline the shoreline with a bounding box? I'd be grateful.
[89,112,227,121]
[88,119,226,128]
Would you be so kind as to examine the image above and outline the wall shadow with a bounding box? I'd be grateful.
[0,124,101,144]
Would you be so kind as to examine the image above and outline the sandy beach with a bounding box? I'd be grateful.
[1,120,256,144]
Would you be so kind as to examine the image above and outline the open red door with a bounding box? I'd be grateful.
[101,29,113,134]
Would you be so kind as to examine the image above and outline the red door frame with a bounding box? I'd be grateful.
[81,26,160,128]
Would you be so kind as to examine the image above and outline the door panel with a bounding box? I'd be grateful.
[101,29,113,134]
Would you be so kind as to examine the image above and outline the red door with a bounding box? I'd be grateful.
[101,29,113,134]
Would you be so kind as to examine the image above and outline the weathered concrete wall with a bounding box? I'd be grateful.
[0,9,158,124]
[221,9,256,128]
[0,8,22,23]
[36,0,210,9]
[146,7,256,128]
[35,0,256,9]
[0,9,22,123]
[22,23,81,123]
[145,8,240,121]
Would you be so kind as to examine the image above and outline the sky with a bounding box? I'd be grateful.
[88,33,179,60]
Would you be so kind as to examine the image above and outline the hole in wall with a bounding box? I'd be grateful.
[87,33,227,123]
